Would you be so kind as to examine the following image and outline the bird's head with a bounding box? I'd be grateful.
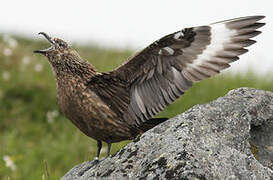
[34,32,80,65]
[34,32,96,78]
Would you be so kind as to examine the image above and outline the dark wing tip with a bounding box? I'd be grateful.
[253,15,266,20]
[244,15,265,21]
[256,22,266,29]
[232,15,265,21]
[211,15,266,26]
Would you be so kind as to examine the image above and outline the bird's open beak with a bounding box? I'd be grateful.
[33,32,55,55]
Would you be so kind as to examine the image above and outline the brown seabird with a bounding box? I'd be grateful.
[34,15,265,162]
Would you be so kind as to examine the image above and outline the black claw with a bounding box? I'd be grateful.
[93,158,100,165]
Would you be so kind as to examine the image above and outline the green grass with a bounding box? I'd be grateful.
[0,34,272,180]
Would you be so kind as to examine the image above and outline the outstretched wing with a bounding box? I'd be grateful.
[110,15,265,126]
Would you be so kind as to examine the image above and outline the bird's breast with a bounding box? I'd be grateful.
[56,78,135,142]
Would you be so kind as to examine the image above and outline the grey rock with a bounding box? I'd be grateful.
[62,88,273,180]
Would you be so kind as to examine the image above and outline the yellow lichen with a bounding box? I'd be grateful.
[250,142,259,160]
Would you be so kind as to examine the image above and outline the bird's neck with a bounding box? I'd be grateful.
[52,57,97,84]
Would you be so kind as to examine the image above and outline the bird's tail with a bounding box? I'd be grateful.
[138,118,168,132]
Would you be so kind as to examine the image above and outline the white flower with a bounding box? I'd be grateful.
[34,63,43,72]
[2,71,10,81]
[20,56,32,72]
[47,110,59,123]
[3,34,18,49]
[22,56,31,65]
[3,155,16,171]
[3,48,12,56]
[8,38,18,49]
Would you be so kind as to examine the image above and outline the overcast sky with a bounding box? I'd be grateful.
[0,0,272,75]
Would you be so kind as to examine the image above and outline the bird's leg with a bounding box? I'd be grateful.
[94,140,102,163]
[106,142,112,157]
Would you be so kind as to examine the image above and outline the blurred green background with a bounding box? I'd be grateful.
[0,34,272,180]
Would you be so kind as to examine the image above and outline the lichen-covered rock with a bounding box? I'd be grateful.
[62,88,273,180]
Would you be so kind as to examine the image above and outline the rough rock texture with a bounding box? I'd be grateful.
[62,88,273,180]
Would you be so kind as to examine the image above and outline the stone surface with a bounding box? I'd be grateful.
[62,88,273,180]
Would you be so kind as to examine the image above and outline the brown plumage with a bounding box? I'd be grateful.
[34,16,265,161]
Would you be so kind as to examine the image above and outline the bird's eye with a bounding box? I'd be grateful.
[57,41,67,48]
[52,38,67,48]
[58,42,66,47]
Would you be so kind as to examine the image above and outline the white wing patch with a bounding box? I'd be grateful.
[190,24,237,67]
[163,47,175,55]
[173,31,184,40]
[181,16,265,82]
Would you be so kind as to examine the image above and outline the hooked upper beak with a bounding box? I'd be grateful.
[33,32,55,55]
